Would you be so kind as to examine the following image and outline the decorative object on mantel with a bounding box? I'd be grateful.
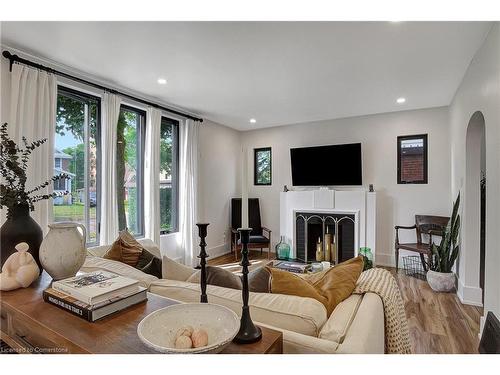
[275,236,290,260]
[283,185,289,192]
[233,228,262,344]
[0,242,40,291]
[369,184,374,192]
[427,193,461,292]
[39,222,87,280]
[196,223,210,303]
[0,122,70,269]
[315,237,323,262]
[324,229,332,262]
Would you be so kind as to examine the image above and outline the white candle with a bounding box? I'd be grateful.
[241,146,249,228]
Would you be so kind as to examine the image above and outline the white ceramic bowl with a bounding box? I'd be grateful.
[137,303,240,354]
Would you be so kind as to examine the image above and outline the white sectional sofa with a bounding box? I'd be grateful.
[86,240,385,354]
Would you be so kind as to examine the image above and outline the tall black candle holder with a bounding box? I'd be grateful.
[233,228,262,344]
[196,223,209,303]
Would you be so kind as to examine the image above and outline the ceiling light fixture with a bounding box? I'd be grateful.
[157,78,167,85]
[396,97,406,104]
[249,118,257,124]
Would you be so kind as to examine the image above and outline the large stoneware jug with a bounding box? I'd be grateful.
[40,222,87,280]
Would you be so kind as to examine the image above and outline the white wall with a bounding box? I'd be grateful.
[241,107,452,266]
[155,120,243,261]
[449,24,500,314]
[196,119,241,258]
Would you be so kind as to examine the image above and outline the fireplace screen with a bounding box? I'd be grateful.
[295,212,355,263]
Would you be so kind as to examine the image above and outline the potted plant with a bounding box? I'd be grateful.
[0,122,69,269]
[427,193,460,292]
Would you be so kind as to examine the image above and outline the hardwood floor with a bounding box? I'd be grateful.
[208,252,483,354]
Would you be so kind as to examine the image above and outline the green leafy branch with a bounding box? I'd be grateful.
[0,122,71,217]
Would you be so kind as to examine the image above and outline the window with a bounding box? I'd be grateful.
[54,87,101,244]
[397,134,428,184]
[254,147,272,185]
[159,117,179,234]
[116,105,145,237]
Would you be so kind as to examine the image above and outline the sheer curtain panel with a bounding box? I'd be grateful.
[7,64,57,233]
[99,93,121,245]
[144,107,162,246]
[179,119,199,266]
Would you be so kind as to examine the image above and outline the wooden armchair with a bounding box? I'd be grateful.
[395,215,450,271]
[230,198,272,260]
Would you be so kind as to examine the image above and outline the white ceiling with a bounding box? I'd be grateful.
[0,22,492,130]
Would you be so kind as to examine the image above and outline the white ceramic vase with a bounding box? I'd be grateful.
[40,222,87,280]
[427,270,455,292]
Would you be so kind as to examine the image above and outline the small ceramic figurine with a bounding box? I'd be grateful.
[0,242,40,291]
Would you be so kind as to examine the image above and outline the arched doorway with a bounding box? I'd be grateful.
[463,111,486,304]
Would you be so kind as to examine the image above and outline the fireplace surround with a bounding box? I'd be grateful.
[280,188,376,263]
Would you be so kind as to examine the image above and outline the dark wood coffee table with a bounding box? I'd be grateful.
[0,272,282,354]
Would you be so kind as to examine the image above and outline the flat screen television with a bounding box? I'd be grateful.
[290,143,362,186]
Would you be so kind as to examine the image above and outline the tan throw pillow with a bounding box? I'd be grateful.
[268,256,364,316]
[103,230,144,267]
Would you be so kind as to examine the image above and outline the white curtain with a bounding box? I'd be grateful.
[7,64,57,234]
[144,107,162,246]
[99,93,121,245]
[179,119,199,266]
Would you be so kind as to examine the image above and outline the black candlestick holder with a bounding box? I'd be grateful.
[196,223,210,303]
[233,228,262,344]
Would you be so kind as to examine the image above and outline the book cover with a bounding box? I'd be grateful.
[43,287,147,322]
[52,271,139,305]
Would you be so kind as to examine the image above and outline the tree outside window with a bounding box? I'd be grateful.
[254,147,272,185]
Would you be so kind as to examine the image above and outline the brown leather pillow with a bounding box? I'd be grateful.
[103,230,144,267]
[267,256,364,316]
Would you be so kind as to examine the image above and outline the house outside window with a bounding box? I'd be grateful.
[397,134,428,184]
[54,86,101,244]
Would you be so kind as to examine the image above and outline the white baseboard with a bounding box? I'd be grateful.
[207,243,231,258]
[457,277,483,307]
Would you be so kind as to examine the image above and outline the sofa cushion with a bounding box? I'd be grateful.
[81,256,158,288]
[161,256,197,281]
[149,279,327,337]
[268,256,364,316]
[136,249,163,278]
[103,230,144,267]
[318,294,362,343]
[205,265,242,290]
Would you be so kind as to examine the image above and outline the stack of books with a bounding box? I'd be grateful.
[43,271,147,322]
[272,261,312,274]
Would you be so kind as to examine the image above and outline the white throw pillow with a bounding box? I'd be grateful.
[162,256,197,281]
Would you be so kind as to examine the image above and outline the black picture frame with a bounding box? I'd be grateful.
[397,134,428,184]
[254,147,272,186]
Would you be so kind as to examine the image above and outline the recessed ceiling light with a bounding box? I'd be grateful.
[157,78,167,85]
[396,97,406,104]
[249,118,257,123]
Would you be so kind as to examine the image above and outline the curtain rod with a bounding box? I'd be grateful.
[2,50,203,123]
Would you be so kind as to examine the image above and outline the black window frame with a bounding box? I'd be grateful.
[118,104,146,238]
[397,134,428,184]
[159,116,180,235]
[55,85,102,246]
[254,147,272,186]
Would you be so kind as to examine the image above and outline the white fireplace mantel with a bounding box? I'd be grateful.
[280,189,376,262]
